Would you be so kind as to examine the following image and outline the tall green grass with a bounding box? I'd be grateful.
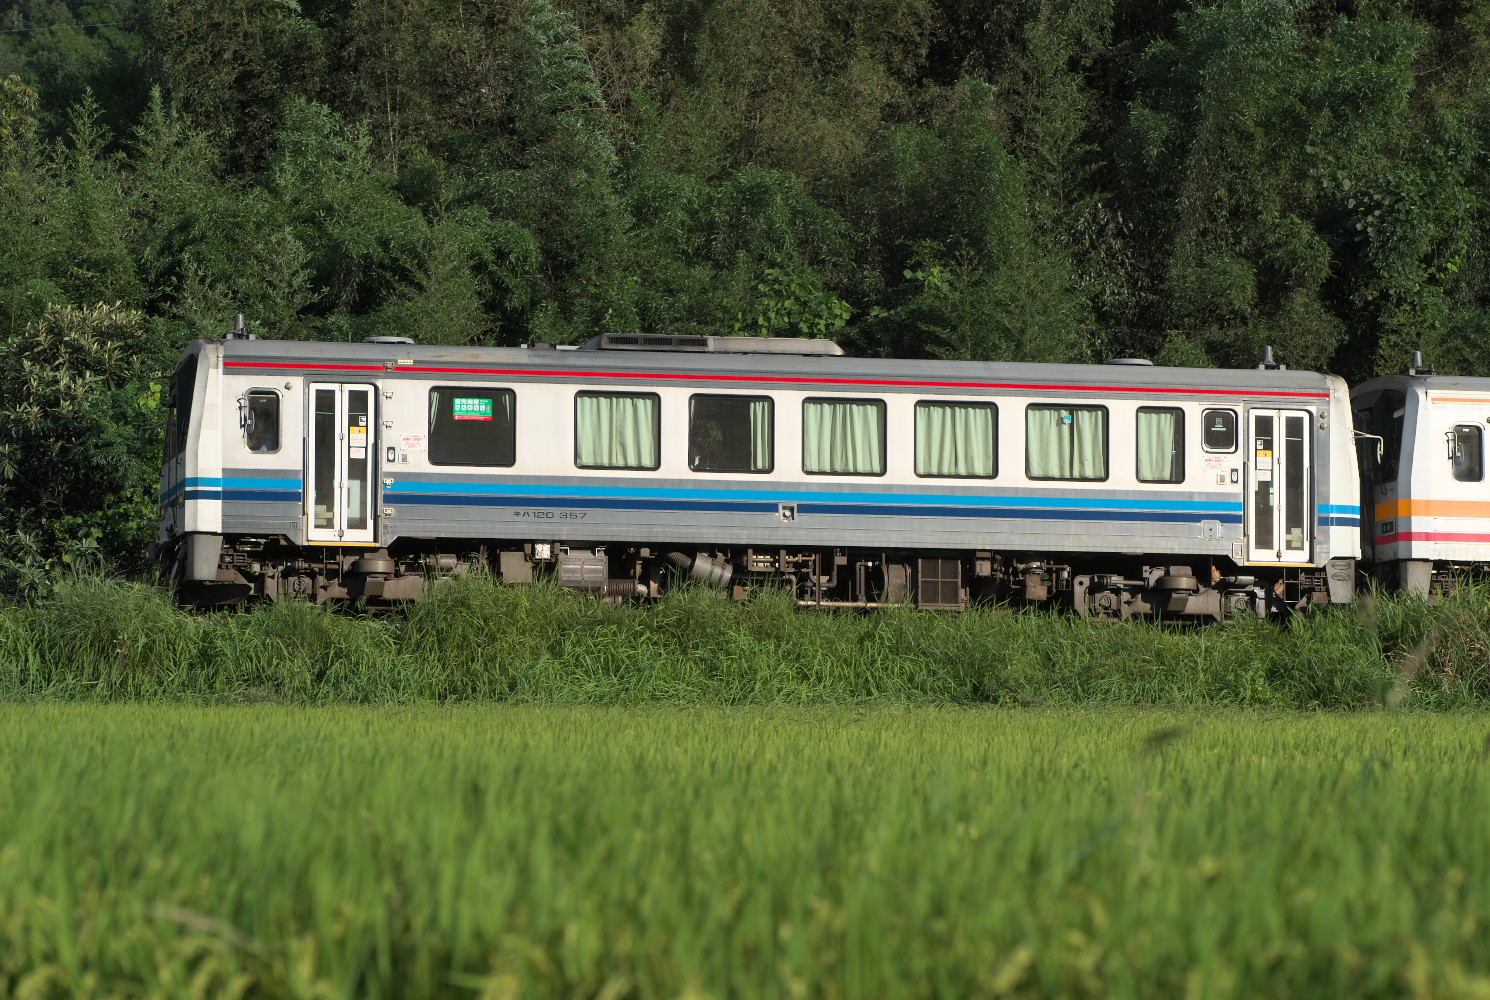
[1,575,1488,707]
[1,705,1488,998]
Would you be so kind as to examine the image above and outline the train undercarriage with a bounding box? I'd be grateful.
[163,533,1355,618]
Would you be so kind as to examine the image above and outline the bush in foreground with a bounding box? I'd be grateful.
[2,575,1487,708]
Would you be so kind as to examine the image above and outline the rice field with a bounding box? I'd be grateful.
[2,704,1488,999]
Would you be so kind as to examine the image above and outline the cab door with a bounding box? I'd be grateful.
[306,383,377,544]
[1246,409,1312,563]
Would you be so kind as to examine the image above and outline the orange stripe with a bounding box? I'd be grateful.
[1430,395,1490,403]
[1374,498,1490,520]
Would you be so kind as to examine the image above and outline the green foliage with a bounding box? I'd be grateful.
[2,702,1490,996]
[9,574,1490,709]
[0,305,173,596]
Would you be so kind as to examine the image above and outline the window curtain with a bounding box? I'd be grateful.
[577,394,658,468]
[1027,406,1106,480]
[804,399,884,474]
[916,403,995,477]
[1136,409,1181,482]
[750,399,771,471]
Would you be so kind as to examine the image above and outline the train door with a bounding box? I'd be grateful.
[1434,398,1487,515]
[306,382,377,544]
[1246,409,1312,563]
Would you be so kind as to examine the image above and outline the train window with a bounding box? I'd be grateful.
[575,392,660,470]
[915,401,997,478]
[1136,407,1183,483]
[1201,409,1237,452]
[243,390,281,454]
[1452,425,1483,482]
[803,398,886,476]
[1025,405,1107,481]
[429,387,516,466]
[1373,391,1407,482]
[689,395,773,473]
[171,354,197,458]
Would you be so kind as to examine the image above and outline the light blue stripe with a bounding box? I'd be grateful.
[184,476,303,489]
[389,480,1244,513]
[1320,504,1360,514]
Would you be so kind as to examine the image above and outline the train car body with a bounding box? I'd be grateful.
[157,334,1360,616]
[1353,370,1490,593]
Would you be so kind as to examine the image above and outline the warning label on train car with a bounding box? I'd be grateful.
[453,397,493,421]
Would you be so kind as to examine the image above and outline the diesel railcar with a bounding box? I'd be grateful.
[156,333,1361,617]
[1354,356,1490,595]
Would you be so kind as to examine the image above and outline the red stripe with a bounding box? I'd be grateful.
[225,360,1331,398]
[1377,531,1490,545]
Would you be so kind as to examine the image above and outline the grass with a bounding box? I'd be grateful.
[1,574,1489,707]
[1,704,1488,998]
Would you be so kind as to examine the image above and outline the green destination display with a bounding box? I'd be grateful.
[452,397,492,421]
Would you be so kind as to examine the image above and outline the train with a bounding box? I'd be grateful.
[155,328,1467,618]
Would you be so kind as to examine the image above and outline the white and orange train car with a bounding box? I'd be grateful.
[1354,358,1490,593]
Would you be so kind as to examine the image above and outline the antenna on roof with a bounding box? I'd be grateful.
[1256,345,1285,371]
[226,313,256,341]
[1408,350,1435,376]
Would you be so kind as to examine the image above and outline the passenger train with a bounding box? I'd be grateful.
[156,328,1385,618]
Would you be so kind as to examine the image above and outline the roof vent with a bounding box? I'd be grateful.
[1104,357,1153,366]
[365,336,415,345]
[580,333,843,356]
[1256,345,1286,371]
[1408,350,1435,377]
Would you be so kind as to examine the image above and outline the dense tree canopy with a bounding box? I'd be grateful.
[0,0,1486,581]
[0,0,1484,374]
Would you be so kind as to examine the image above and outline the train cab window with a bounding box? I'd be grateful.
[1025,404,1107,481]
[575,392,660,470]
[1136,407,1183,483]
[915,401,997,478]
[1373,390,1407,482]
[429,387,516,466]
[1452,425,1483,482]
[1201,409,1237,452]
[689,395,773,473]
[803,398,886,476]
[171,354,197,459]
[243,390,281,453]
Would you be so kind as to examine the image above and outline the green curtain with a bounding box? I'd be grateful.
[576,394,659,468]
[1026,406,1106,480]
[804,399,884,474]
[916,403,995,477]
[750,398,771,471]
[1137,409,1181,482]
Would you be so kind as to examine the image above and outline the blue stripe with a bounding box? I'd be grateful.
[1320,504,1360,515]
[388,480,1244,513]
[1323,516,1360,527]
[389,493,777,514]
[386,492,1243,524]
[185,488,302,503]
[223,489,301,503]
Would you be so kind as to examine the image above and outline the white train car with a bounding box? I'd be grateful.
[157,333,1360,616]
[1353,358,1490,593]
